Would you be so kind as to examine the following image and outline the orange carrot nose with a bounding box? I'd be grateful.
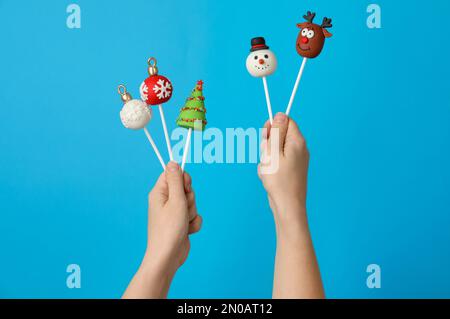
[259,59,265,65]
[301,37,309,44]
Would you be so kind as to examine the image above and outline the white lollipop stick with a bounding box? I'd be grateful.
[158,105,174,161]
[285,57,308,116]
[143,127,166,170]
[262,76,274,125]
[181,128,192,171]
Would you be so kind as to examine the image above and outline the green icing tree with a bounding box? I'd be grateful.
[176,80,207,131]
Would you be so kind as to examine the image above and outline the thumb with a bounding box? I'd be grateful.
[270,113,289,155]
[165,161,186,201]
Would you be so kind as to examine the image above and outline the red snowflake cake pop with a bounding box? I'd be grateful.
[139,57,175,161]
[140,58,173,105]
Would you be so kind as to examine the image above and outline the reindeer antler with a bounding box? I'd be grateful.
[303,11,316,23]
[321,17,333,28]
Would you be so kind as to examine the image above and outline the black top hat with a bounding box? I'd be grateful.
[250,37,269,52]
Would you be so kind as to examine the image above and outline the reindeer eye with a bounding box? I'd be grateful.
[301,28,308,36]
[307,30,315,39]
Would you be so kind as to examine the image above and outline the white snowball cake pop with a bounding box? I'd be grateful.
[246,37,277,78]
[120,99,152,130]
[118,85,152,130]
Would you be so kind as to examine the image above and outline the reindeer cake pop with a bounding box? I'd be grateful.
[246,37,277,124]
[285,11,333,115]
[296,11,333,59]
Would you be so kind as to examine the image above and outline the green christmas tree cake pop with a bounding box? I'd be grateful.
[176,80,207,131]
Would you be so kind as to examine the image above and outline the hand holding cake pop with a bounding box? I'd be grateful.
[246,37,277,124]
[286,11,333,115]
[118,85,166,170]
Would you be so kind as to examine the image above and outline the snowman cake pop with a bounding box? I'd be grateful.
[246,37,277,124]
[118,85,166,170]
[246,37,278,77]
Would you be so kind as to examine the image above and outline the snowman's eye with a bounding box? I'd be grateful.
[301,28,308,36]
[307,30,315,39]
[264,54,269,59]
[254,55,258,60]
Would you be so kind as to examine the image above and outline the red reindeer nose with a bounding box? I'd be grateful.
[258,59,265,65]
[301,37,309,44]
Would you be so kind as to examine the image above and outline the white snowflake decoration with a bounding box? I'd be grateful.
[139,82,148,101]
[153,79,172,100]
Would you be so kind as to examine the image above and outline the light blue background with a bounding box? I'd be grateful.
[1,0,449,298]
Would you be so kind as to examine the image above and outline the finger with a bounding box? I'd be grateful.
[260,120,271,154]
[188,215,203,235]
[272,113,289,152]
[269,113,289,155]
[187,191,198,221]
[262,119,271,139]
[183,172,192,193]
[187,189,196,209]
[165,161,186,201]
[148,172,168,204]
[285,118,305,141]
[285,118,307,152]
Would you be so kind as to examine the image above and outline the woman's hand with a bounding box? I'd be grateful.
[258,113,310,236]
[123,161,202,299]
[258,113,324,299]
[145,161,202,274]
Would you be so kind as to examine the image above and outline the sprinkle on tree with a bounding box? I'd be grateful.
[176,80,207,131]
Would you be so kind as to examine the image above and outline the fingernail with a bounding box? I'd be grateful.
[167,161,179,172]
[274,113,287,123]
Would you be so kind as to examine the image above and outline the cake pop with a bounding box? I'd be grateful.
[176,80,207,171]
[118,85,165,170]
[285,11,333,115]
[296,11,332,59]
[246,37,277,124]
[140,57,174,161]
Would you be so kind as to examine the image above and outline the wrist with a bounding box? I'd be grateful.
[140,252,177,283]
[271,203,311,242]
[122,254,174,299]
[268,192,306,214]
[269,196,307,222]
